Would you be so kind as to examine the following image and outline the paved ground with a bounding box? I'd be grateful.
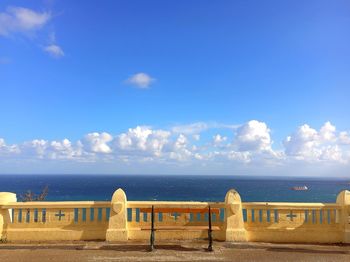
[1,241,350,261]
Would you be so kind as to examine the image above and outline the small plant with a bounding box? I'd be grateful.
[0,236,7,243]
[19,185,49,202]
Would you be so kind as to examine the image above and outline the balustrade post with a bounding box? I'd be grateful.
[224,189,247,241]
[106,188,128,241]
[336,190,350,243]
[0,192,17,241]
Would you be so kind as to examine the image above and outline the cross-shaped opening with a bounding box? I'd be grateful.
[55,210,65,221]
[286,211,297,221]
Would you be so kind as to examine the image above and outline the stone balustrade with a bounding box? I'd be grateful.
[0,189,349,243]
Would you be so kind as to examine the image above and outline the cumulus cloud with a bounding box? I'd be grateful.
[235,120,272,152]
[284,124,318,158]
[0,138,19,155]
[0,121,349,173]
[47,139,83,159]
[173,134,188,149]
[116,126,171,157]
[283,122,348,163]
[0,138,4,147]
[168,134,193,161]
[22,139,48,157]
[0,6,50,36]
[44,44,64,58]
[213,134,227,145]
[226,151,251,163]
[83,132,113,154]
[126,73,155,88]
[319,121,336,142]
[115,127,195,161]
[339,132,350,145]
[18,138,84,160]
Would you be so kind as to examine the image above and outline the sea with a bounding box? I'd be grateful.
[0,175,350,203]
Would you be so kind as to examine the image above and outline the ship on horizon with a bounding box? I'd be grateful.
[291,185,308,191]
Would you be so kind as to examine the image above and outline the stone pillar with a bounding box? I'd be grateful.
[106,188,128,241]
[0,192,17,241]
[336,190,350,243]
[224,189,247,241]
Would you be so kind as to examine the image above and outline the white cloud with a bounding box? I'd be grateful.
[283,122,348,163]
[126,73,155,88]
[83,132,113,154]
[115,127,196,162]
[319,145,343,162]
[118,126,152,150]
[226,151,251,163]
[23,139,48,157]
[116,127,196,161]
[339,131,350,145]
[0,6,64,59]
[200,150,252,164]
[213,134,227,145]
[44,44,64,58]
[235,120,272,152]
[0,138,19,155]
[117,126,171,157]
[0,6,50,36]
[319,121,336,142]
[44,32,65,58]
[1,121,349,174]
[173,134,188,149]
[192,134,200,141]
[169,134,193,161]
[15,138,85,161]
[284,124,318,158]
[47,139,83,160]
[171,122,209,135]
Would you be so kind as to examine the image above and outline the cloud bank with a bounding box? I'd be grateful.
[1,120,349,175]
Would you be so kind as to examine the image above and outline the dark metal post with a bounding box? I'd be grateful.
[150,205,155,251]
[207,205,213,252]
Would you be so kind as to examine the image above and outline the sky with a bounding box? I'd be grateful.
[0,0,350,176]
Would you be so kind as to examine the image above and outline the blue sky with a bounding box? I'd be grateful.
[0,0,350,176]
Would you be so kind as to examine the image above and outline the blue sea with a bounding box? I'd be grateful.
[0,175,349,203]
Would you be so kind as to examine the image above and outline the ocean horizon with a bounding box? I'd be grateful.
[1,174,349,203]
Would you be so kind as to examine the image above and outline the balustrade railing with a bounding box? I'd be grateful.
[242,203,341,228]
[126,201,226,228]
[1,201,111,241]
[0,189,349,243]
[5,202,111,226]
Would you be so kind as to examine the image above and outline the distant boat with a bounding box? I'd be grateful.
[291,186,308,191]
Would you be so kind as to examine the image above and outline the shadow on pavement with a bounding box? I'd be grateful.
[100,244,200,252]
[0,244,201,252]
[266,247,350,255]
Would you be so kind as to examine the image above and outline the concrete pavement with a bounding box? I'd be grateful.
[0,240,350,261]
